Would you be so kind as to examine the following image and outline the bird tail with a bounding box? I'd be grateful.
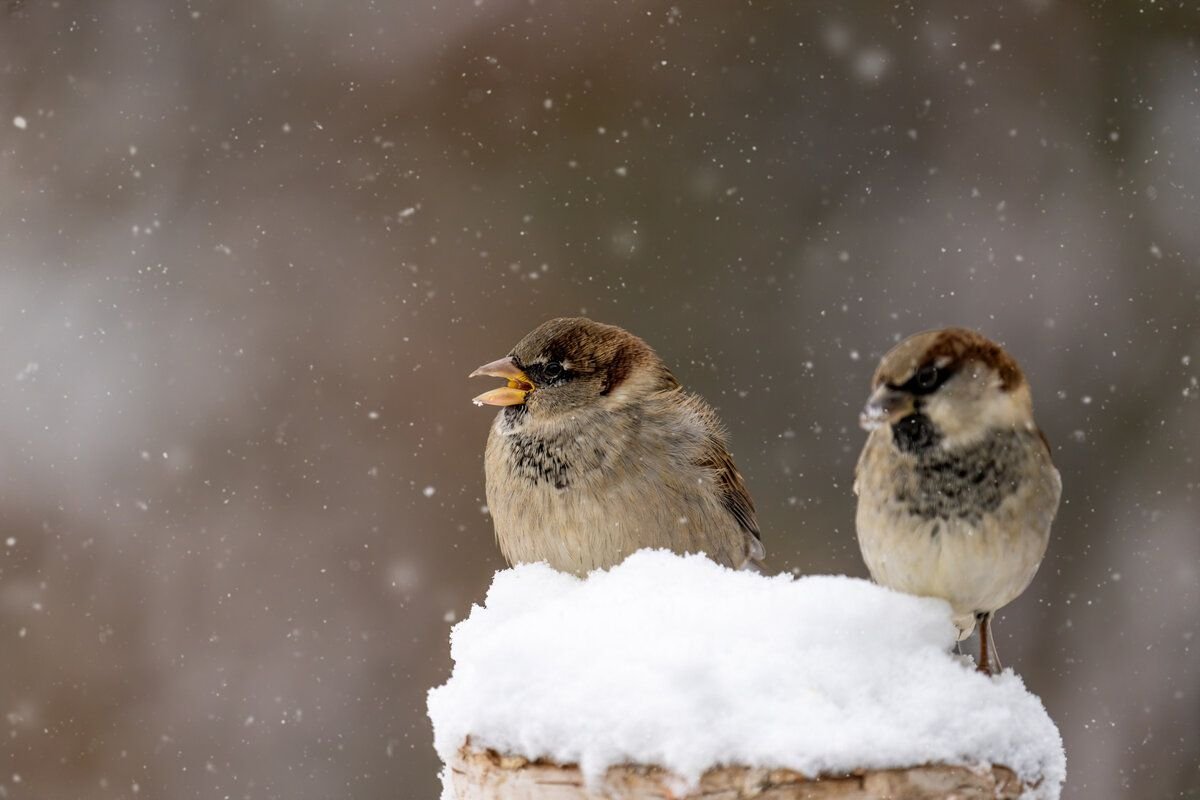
[953,613,977,641]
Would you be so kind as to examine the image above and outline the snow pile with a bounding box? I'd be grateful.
[428,550,1065,799]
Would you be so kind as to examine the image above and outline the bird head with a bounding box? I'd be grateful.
[860,328,1034,451]
[470,317,678,421]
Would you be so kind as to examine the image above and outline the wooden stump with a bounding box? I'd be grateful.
[449,745,1027,799]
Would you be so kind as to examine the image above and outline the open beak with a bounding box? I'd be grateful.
[469,356,535,407]
[859,385,914,431]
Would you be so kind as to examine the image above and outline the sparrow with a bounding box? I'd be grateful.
[470,317,764,576]
[853,328,1061,674]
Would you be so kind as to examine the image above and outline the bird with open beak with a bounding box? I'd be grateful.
[470,317,764,576]
[853,328,1061,675]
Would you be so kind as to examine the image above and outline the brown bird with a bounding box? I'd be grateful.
[470,317,764,576]
[853,328,1061,674]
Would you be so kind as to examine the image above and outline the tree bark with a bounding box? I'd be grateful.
[448,745,1028,799]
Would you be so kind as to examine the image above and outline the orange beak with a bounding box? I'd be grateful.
[469,356,535,407]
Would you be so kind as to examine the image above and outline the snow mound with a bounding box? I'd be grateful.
[427,550,1065,799]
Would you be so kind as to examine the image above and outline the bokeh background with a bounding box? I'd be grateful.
[1,1,1197,797]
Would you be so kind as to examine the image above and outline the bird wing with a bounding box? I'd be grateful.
[662,389,765,565]
[694,432,765,564]
[1035,426,1055,460]
[852,440,867,497]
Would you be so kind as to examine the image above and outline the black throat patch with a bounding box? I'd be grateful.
[500,405,529,428]
[507,432,572,490]
[894,427,1026,524]
[892,412,942,454]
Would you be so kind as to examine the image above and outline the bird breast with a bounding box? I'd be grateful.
[855,426,1060,623]
[483,400,751,574]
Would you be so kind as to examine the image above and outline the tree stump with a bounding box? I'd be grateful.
[448,745,1028,800]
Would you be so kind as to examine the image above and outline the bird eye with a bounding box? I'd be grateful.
[916,365,938,389]
[543,360,563,378]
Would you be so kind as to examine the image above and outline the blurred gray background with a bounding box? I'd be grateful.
[1,1,1197,798]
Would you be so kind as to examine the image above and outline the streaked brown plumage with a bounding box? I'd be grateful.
[470,317,763,576]
[854,328,1061,674]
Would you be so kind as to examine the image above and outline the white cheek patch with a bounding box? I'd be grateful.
[598,367,660,410]
[600,382,635,408]
[930,389,1027,447]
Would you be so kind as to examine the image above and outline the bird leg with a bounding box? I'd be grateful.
[987,617,1004,673]
[976,611,993,675]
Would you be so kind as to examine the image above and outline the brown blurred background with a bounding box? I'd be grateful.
[1,1,1197,797]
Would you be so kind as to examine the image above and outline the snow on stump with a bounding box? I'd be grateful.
[428,551,1065,800]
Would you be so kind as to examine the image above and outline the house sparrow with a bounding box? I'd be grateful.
[470,317,764,576]
[853,328,1061,674]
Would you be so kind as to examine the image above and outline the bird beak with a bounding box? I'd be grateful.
[469,356,535,407]
[859,385,914,431]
